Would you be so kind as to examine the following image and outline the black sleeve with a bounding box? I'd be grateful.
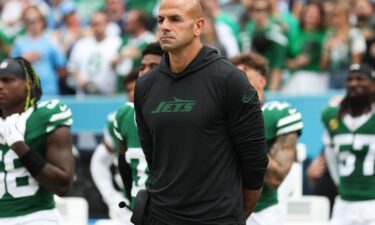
[118,152,132,201]
[134,80,153,168]
[225,70,268,190]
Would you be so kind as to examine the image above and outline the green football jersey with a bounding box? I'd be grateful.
[322,105,375,201]
[254,101,303,212]
[113,102,150,209]
[103,111,119,154]
[0,99,73,217]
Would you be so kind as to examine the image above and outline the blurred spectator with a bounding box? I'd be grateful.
[241,0,288,91]
[291,0,305,18]
[51,1,81,57]
[11,5,66,95]
[353,0,375,39]
[47,0,70,29]
[112,9,155,92]
[268,0,300,57]
[0,29,12,61]
[221,0,244,24]
[321,1,366,89]
[126,0,158,18]
[353,0,375,66]
[321,0,335,28]
[68,12,121,95]
[51,1,82,95]
[1,0,49,27]
[201,16,228,57]
[105,0,126,36]
[73,0,105,26]
[0,0,26,42]
[240,0,253,10]
[202,0,241,56]
[0,0,49,47]
[238,0,252,43]
[284,2,327,94]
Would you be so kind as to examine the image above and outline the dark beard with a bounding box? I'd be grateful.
[346,95,373,116]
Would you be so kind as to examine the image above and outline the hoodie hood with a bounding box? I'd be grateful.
[159,45,223,80]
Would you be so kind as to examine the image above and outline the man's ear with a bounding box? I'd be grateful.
[194,18,205,37]
[259,76,267,90]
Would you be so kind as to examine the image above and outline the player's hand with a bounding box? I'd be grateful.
[22,52,41,62]
[306,155,326,179]
[3,108,33,147]
[107,194,132,222]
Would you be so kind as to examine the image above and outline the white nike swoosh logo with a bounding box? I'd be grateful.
[60,105,67,111]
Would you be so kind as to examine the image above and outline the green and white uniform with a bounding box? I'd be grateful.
[322,104,375,200]
[322,104,375,225]
[91,111,132,224]
[113,102,150,209]
[0,99,72,218]
[103,111,119,153]
[247,101,303,225]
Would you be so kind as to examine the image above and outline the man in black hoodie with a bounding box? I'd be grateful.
[133,0,268,225]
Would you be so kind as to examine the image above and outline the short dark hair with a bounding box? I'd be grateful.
[142,42,164,58]
[123,69,139,87]
[230,52,268,79]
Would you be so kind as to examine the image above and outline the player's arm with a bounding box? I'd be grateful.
[118,142,132,200]
[112,111,133,200]
[322,130,339,185]
[306,153,327,189]
[225,70,268,218]
[264,132,298,189]
[12,126,75,196]
[91,124,118,195]
[243,189,262,218]
[90,141,126,203]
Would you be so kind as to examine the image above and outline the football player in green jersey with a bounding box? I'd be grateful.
[0,57,74,225]
[90,42,163,224]
[231,52,303,225]
[91,70,139,225]
[322,63,375,225]
[114,42,163,208]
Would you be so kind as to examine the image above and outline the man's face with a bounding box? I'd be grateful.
[24,8,45,35]
[125,10,139,35]
[236,64,266,93]
[346,72,374,98]
[157,0,198,52]
[303,4,322,30]
[106,0,123,13]
[125,80,136,103]
[0,75,27,110]
[250,0,269,25]
[91,14,107,38]
[139,54,162,77]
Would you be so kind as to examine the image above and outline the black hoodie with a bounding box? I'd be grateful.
[134,46,268,225]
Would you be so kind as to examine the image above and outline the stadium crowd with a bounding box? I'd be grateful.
[0,0,374,96]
